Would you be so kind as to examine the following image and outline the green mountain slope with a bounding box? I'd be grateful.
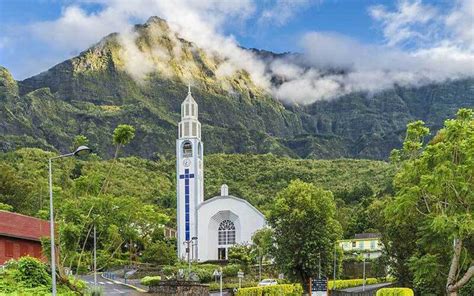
[1,17,473,159]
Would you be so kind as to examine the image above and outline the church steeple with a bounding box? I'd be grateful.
[179,86,201,139]
[176,86,204,261]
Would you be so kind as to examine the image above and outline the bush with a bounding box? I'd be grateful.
[141,241,176,265]
[376,288,414,296]
[13,256,51,288]
[235,284,303,296]
[328,278,388,290]
[140,275,162,286]
[222,264,241,277]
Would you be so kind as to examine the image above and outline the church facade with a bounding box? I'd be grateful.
[176,88,266,262]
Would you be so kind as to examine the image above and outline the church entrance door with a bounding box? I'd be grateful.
[218,248,226,260]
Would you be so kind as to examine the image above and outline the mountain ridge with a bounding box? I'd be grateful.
[1,17,473,159]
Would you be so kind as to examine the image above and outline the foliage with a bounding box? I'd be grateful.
[328,278,391,290]
[113,124,136,146]
[235,284,303,296]
[87,285,104,296]
[141,240,176,265]
[269,180,342,290]
[228,244,254,267]
[251,228,274,263]
[0,257,82,295]
[376,288,414,296]
[72,135,89,150]
[384,108,474,295]
[140,275,161,286]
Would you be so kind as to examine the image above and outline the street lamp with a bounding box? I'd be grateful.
[49,145,91,295]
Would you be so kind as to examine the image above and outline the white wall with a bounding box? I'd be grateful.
[197,196,266,261]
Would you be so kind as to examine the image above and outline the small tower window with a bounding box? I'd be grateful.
[191,104,195,117]
[179,123,182,138]
[184,122,190,137]
[192,122,197,137]
[183,142,192,157]
[185,104,189,116]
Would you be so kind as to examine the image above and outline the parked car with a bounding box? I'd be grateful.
[258,279,278,286]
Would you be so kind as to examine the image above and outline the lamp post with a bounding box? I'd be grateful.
[49,146,91,295]
[362,254,366,291]
[333,243,337,291]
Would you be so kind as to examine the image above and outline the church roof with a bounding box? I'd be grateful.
[198,195,266,220]
[182,85,197,104]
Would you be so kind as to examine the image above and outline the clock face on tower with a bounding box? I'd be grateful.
[183,158,191,167]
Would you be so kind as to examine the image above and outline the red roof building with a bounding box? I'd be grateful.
[0,211,51,265]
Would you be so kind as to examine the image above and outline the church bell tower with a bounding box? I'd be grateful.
[176,86,204,260]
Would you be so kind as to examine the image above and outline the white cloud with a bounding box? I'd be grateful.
[259,0,314,26]
[368,0,439,47]
[270,0,474,104]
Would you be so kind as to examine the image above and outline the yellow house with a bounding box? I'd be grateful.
[338,233,383,259]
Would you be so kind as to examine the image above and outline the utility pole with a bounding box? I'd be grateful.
[333,243,337,290]
[93,225,97,286]
[362,254,366,291]
[220,266,223,296]
[318,252,321,279]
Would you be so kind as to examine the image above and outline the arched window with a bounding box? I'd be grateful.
[182,142,192,157]
[218,220,236,245]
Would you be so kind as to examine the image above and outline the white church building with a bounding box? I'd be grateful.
[176,87,266,262]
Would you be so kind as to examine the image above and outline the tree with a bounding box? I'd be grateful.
[141,240,176,265]
[72,135,89,150]
[251,228,274,263]
[112,124,135,158]
[388,109,474,295]
[269,180,342,290]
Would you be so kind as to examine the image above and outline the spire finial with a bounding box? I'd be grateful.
[188,83,191,94]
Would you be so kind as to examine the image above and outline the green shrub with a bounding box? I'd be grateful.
[235,284,303,296]
[328,278,385,290]
[209,281,258,290]
[140,275,162,286]
[376,288,414,296]
[88,285,104,296]
[14,256,51,288]
[222,264,241,277]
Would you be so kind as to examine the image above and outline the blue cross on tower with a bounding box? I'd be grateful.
[179,169,194,241]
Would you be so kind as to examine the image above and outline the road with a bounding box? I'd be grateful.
[80,274,144,295]
[340,282,393,292]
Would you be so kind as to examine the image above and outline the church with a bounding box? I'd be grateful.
[176,87,266,262]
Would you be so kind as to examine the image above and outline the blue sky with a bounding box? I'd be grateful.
[0,0,472,104]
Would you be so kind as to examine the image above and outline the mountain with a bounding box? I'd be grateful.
[1,17,473,160]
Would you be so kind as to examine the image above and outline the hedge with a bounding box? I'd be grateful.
[376,288,414,296]
[140,276,161,286]
[235,284,303,296]
[328,278,394,290]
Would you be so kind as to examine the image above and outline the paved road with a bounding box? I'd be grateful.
[80,274,144,295]
[340,282,393,292]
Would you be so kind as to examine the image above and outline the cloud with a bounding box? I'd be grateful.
[259,0,314,26]
[270,0,474,104]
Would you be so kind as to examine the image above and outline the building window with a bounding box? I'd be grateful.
[5,241,13,257]
[352,241,356,248]
[359,241,365,249]
[185,104,189,116]
[183,142,192,157]
[192,122,197,137]
[218,220,236,245]
[191,104,195,117]
[370,240,376,249]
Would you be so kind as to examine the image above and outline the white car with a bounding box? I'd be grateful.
[258,279,278,286]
